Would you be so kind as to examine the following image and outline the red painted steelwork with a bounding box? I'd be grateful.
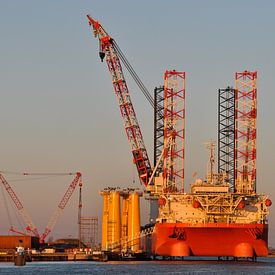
[87,15,151,186]
[40,172,82,242]
[235,71,257,193]
[0,173,39,238]
[1,172,82,243]
[152,222,268,257]
[163,71,186,192]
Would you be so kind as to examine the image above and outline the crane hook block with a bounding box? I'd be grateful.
[99,51,105,62]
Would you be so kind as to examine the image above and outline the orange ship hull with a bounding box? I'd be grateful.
[152,223,268,257]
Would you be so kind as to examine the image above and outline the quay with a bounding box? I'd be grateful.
[0,250,106,262]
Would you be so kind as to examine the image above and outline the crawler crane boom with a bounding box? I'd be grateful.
[40,172,82,242]
[0,173,39,237]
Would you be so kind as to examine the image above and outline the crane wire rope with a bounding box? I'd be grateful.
[1,183,13,230]
[12,200,26,234]
[112,40,164,118]
[112,40,154,106]
[0,171,75,176]
[3,175,72,183]
[1,183,25,234]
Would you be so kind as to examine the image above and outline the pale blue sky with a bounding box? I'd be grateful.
[0,1,275,245]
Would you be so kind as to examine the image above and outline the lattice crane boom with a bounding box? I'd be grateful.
[0,173,39,238]
[40,172,82,242]
[87,15,152,186]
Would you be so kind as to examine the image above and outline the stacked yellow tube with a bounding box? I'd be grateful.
[121,195,129,251]
[101,192,109,251]
[108,191,121,251]
[127,192,141,253]
[101,189,141,253]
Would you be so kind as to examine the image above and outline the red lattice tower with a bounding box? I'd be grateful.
[235,71,257,194]
[163,70,185,192]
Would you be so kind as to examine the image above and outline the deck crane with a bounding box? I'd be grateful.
[0,171,82,243]
[87,15,152,186]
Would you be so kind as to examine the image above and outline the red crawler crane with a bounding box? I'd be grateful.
[87,15,152,186]
[0,173,39,238]
[40,172,82,242]
[0,172,82,243]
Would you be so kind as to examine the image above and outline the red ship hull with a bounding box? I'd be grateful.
[152,223,268,257]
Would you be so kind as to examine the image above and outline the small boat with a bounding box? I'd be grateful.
[14,245,26,266]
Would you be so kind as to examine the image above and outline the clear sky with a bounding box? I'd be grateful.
[0,1,275,246]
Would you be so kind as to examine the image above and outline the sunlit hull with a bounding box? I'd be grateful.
[152,223,268,257]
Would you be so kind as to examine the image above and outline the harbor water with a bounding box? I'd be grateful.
[1,258,275,274]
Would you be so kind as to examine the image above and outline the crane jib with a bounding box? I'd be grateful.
[87,15,152,186]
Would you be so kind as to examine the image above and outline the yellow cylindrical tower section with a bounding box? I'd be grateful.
[108,190,121,251]
[121,194,129,251]
[100,191,109,251]
[127,191,141,253]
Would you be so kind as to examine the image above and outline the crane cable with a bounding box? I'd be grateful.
[112,40,164,118]
[11,200,26,234]
[1,183,13,229]
[112,40,154,107]
[0,171,75,176]
[112,40,174,151]
[0,171,76,183]
[1,181,25,234]
[3,176,69,183]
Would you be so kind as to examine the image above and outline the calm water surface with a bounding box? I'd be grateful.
[1,258,275,274]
